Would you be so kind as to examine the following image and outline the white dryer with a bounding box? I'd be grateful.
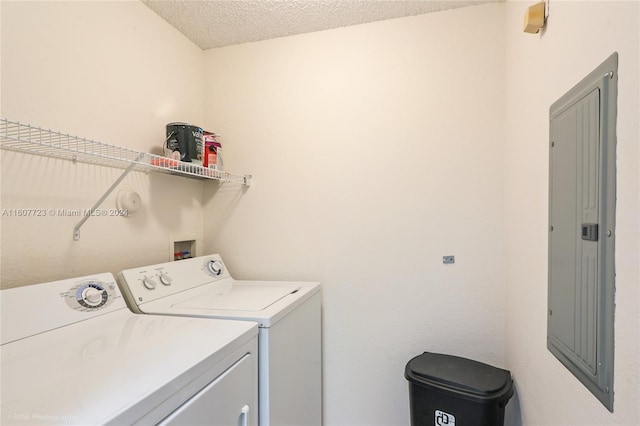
[117,254,322,426]
[0,272,258,426]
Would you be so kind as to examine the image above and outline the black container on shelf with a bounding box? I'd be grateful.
[165,122,203,165]
[405,352,513,426]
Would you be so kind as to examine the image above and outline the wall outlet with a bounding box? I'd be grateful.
[443,256,455,264]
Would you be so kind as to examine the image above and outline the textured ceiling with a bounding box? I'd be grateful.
[142,0,500,50]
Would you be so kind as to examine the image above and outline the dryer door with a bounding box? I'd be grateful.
[158,352,257,426]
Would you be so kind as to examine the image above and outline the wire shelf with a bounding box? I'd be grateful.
[0,118,251,185]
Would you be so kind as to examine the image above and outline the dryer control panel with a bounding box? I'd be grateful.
[0,273,126,345]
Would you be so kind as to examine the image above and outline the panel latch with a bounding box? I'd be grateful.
[581,223,599,241]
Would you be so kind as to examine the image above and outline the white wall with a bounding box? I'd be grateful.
[1,1,206,287]
[504,1,639,425]
[202,4,506,425]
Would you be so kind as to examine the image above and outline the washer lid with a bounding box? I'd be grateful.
[174,283,297,311]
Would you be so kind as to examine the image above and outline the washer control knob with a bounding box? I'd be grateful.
[142,276,157,290]
[83,287,104,306]
[159,273,172,286]
[206,259,223,276]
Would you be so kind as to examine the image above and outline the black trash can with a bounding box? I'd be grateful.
[405,352,513,426]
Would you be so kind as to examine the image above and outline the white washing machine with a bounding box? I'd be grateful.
[0,272,258,426]
[117,254,322,426]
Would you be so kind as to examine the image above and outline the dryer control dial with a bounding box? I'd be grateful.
[206,259,223,276]
[82,287,103,306]
[63,280,115,311]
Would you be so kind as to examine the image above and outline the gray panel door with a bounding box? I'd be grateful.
[549,88,599,374]
[548,52,617,412]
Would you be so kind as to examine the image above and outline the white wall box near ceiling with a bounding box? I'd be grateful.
[547,52,618,412]
[0,118,252,240]
[523,1,547,34]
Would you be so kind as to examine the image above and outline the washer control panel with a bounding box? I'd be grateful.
[62,279,118,311]
[117,254,232,307]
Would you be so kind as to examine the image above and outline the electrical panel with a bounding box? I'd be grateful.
[548,53,617,412]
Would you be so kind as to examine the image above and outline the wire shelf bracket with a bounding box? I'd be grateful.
[72,154,143,240]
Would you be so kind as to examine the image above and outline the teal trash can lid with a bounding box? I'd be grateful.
[405,352,513,402]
